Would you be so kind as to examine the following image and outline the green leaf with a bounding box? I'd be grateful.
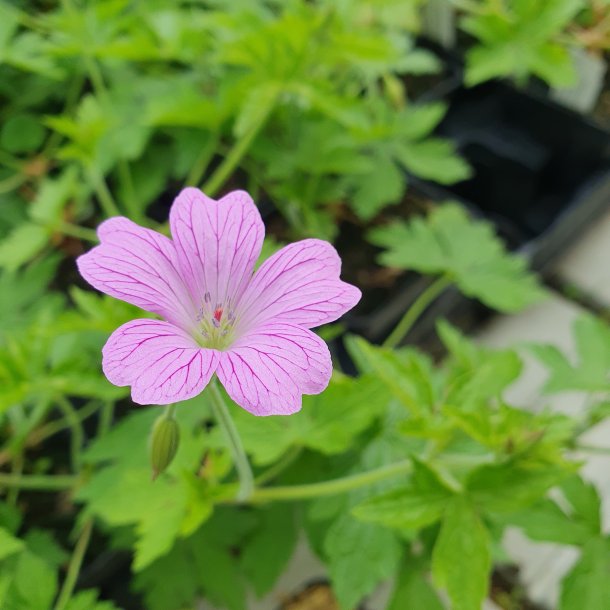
[29,167,80,226]
[397,138,471,184]
[467,461,568,513]
[0,527,24,561]
[64,590,121,610]
[461,0,582,87]
[0,114,45,153]
[388,563,444,610]
[241,505,298,597]
[3,549,58,610]
[531,314,610,393]
[232,373,387,465]
[346,336,440,416]
[137,509,250,610]
[0,223,49,271]
[352,458,453,530]
[561,475,602,535]
[560,537,610,610]
[509,498,595,546]
[369,203,546,312]
[78,404,212,571]
[432,495,491,610]
[325,514,402,610]
[350,154,404,220]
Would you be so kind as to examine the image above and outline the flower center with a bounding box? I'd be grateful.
[195,292,237,350]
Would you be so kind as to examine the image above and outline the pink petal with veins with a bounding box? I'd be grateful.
[217,323,332,416]
[103,319,219,405]
[237,239,361,331]
[76,217,197,330]
[169,188,264,308]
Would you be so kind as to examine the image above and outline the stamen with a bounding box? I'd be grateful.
[213,307,223,323]
[204,292,211,303]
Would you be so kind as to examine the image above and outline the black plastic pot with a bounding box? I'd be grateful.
[420,79,610,269]
[342,71,610,348]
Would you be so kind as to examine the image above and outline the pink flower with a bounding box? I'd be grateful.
[77,188,361,415]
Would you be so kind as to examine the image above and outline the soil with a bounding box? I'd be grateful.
[279,582,341,610]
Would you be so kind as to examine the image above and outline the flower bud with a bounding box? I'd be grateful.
[149,413,180,480]
[383,74,406,109]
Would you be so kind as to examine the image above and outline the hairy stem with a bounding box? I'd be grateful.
[383,275,452,349]
[209,381,254,501]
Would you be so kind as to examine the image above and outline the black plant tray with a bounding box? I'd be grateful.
[341,75,610,349]
[419,78,610,270]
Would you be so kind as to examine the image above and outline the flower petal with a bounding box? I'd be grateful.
[103,319,219,405]
[169,188,264,308]
[216,323,332,416]
[77,217,197,330]
[237,239,361,330]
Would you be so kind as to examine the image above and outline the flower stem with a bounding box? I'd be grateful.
[209,381,254,501]
[88,168,121,217]
[53,518,93,610]
[56,396,84,473]
[247,459,412,504]
[57,221,98,243]
[0,473,79,491]
[383,275,452,349]
[202,92,278,197]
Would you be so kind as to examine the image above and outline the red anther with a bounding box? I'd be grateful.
[213,307,223,323]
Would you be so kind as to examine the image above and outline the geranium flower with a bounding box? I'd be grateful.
[77,188,361,415]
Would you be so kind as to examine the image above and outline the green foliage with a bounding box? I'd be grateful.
[461,0,583,87]
[532,314,610,393]
[352,458,454,530]
[369,203,546,312]
[432,495,491,610]
[0,2,608,610]
[229,373,388,465]
[560,537,610,610]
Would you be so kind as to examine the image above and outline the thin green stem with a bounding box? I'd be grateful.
[117,159,141,222]
[383,275,452,349]
[89,168,121,217]
[7,454,24,506]
[209,380,254,501]
[97,401,114,438]
[0,473,79,491]
[185,134,220,188]
[56,396,84,473]
[246,460,412,504]
[57,221,98,243]
[202,91,278,196]
[53,519,93,610]
[255,446,303,486]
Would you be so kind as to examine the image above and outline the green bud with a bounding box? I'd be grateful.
[149,413,180,481]
[383,74,405,109]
